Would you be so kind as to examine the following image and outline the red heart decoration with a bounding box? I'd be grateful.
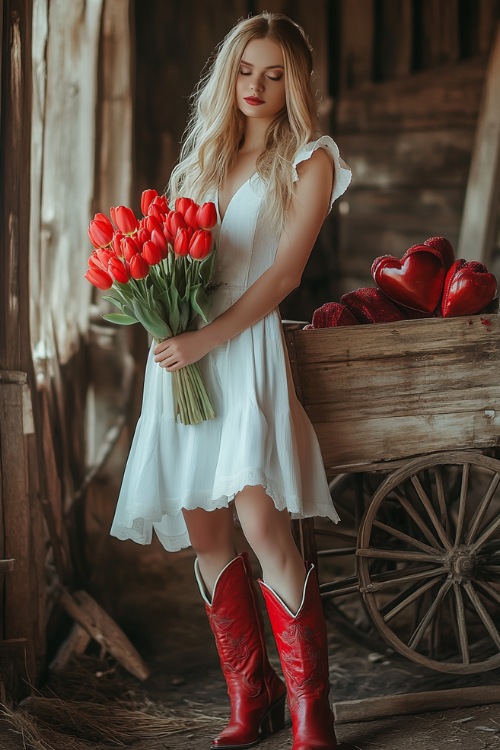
[341,288,407,324]
[424,236,455,271]
[312,302,359,328]
[372,244,445,313]
[441,259,497,317]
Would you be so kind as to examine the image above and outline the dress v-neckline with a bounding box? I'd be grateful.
[217,172,256,223]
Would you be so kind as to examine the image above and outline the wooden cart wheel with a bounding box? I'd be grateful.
[317,472,388,647]
[358,451,500,674]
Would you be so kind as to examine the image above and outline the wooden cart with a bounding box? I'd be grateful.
[283,313,500,675]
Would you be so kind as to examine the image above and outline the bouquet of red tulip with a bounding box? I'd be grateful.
[85,189,218,425]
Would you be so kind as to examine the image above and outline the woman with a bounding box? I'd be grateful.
[111,12,351,750]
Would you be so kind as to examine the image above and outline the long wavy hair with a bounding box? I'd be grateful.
[168,12,320,231]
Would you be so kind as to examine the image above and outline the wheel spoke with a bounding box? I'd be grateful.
[373,519,441,555]
[463,581,500,650]
[471,513,500,553]
[408,578,452,650]
[474,579,500,606]
[454,463,470,546]
[357,548,444,563]
[361,566,446,593]
[466,473,500,544]
[434,466,450,536]
[392,490,442,550]
[383,577,440,623]
[320,575,360,598]
[453,583,470,664]
[411,476,453,550]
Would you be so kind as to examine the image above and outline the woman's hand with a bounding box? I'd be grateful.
[153,330,212,371]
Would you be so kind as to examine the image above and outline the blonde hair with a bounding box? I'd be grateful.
[168,12,320,231]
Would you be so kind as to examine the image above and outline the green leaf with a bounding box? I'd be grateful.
[190,285,210,322]
[102,295,125,311]
[102,313,138,326]
[132,299,172,340]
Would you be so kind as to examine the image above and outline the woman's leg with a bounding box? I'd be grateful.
[182,506,236,594]
[235,486,337,750]
[234,485,306,612]
[184,503,286,749]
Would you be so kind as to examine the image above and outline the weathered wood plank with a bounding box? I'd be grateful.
[415,0,460,69]
[333,685,500,724]
[285,315,500,470]
[332,0,375,92]
[374,0,412,80]
[96,0,133,213]
[337,129,473,189]
[316,411,500,472]
[336,57,485,133]
[292,315,500,364]
[458,23,500,263]
[0,383,34,676]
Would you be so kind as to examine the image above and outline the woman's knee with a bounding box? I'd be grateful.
[183,506,235,556]
[235,486,293,558]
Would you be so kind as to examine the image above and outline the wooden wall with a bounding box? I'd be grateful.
[0,0,134,702]
[330,0,500,297]
[133,0,500,319]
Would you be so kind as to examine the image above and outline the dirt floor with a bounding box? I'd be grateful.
[2,463,500,749]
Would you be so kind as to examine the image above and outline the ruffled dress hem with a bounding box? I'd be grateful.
[110,468,340,552]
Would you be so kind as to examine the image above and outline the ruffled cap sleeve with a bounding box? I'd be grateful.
[292,135,351,211]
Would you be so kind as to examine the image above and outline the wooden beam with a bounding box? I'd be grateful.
[458,23,500,263]
[333,685,500,723]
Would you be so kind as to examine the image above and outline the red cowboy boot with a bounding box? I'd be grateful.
[259,564,337,750]
[195,553,286,749]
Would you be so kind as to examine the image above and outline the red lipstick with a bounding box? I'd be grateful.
[244,96,264,105]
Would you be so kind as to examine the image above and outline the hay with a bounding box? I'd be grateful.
[22,696,223,745]
[0,656,225,750]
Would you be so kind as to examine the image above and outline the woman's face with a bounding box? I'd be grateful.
[236,37,286,122]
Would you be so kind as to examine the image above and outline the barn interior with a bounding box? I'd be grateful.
[1,1,500,748]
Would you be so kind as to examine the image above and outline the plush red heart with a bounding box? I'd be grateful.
[371,244,445,313]
[441,259,497,317]
[341,288,407,324]
[311,301,359,328]
[424,236,455,271]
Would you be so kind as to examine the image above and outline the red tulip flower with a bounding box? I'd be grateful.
[113,231,124,256]
[175,197,195,216]
[121,236,139,262]
[189,229,213,260]
[111,205,139,234]
[129,253,150,279]
[142,239,163,265]
[147,203,163,221]
[163,220,174,243]
[141,188,158,216]
[146,215,163,234]
[85,267,113,290]
[174,228,190,257]
[168,210,187,236]
[96,248,114,269]
[152,195,169,214]
[197,202,217,230]
[151,228,169,257]
[184,204,200,230]
[88,213,114,248]
[108,256,130,284]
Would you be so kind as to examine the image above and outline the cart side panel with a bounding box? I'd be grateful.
[285,315,500,473]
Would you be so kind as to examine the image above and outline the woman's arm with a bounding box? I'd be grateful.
[154,147,334,371]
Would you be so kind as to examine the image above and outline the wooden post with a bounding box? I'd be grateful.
[458,23,500,263]
[0,0,37,691]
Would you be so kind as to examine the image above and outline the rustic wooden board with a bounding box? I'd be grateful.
[335,57,485,133]
[0,383,35,677]
[286,315,500,470]
[338,129,473,189]
[333,0,375,92]
[458,23,500,264]
[374,0,412,81]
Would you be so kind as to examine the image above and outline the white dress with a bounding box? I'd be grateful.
[110,136,352,551]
